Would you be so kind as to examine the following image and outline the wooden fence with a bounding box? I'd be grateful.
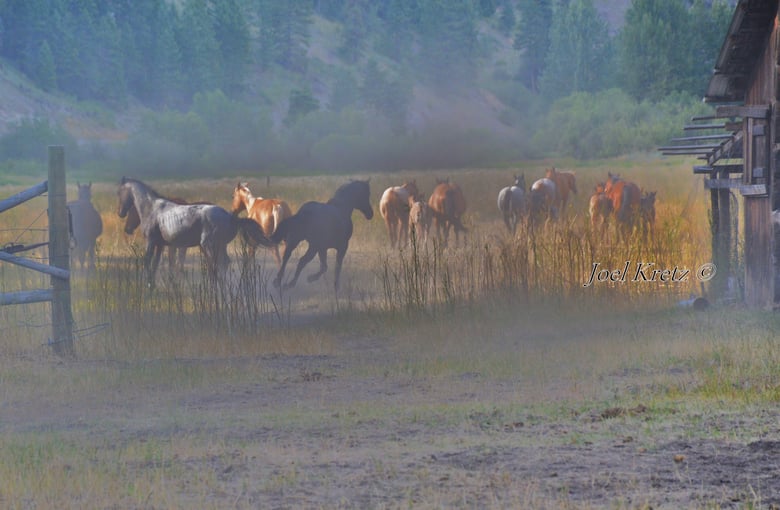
[0,146,73,357]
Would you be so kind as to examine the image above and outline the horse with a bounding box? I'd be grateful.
[67,182,103,270]
[122,196,205,271]
[588,182,613,233]
[428,178,467,246]
[529,177,558,224]
[640,190,657,240]
[379,180,419,248]
[117,177,270,286]
[408,194,431,245]
[497,174,527,234]
[544,167,577,211]
[604,172,641,236]
[231,182,293,265]
[270,180,373,291]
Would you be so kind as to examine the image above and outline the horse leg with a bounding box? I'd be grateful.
[146,242,163,287]
[307,249,328,283]
[286,245,318,289]
[273,239,299,288]
[385,214,396,248]
[333,248,346,292]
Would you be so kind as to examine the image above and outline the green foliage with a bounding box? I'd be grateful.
[540,0,613,102]
[285,88,321,128]
[532,89,712,159]
[514,0,552,93]
[0,118,79,163]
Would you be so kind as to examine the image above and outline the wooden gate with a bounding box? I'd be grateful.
[0,146,73,357]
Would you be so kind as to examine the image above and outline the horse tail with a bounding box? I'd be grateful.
[236,217,272,247]
[498,188,511,214]
[270,214,300,245]
[271,203,284,235]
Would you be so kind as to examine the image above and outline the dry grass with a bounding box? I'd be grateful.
[3,158,779,508]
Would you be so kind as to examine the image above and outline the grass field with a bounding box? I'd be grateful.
[2,158,779,508]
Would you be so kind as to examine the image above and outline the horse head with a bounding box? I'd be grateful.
[231,182,251,215]
[403,180,419,200]
[76,181,92,202]
[117,179,134,219]
[513,174,526,189]
[355,180,374,220]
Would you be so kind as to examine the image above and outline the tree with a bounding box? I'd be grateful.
[540,0,612,101]
[33,40,57,91]
[285,88,320,127]
[338,0,371,64]
[213,0,251,96]
[617,0,693,100]
[417,0,479,88]
[514,0,552,93]
[257,0,312,72]
[176,0,221,99]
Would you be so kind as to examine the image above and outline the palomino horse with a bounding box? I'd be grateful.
[544,167,577,212]
[428,178,467,246]
[67,182,103,270]
[379,180,419,248]
[604,172,641,236]
[529,177,558,224]
[588,182,613,233]
[497,174,527,234]
[270,180,373,291]
[640,190,657,240]
[231,182,293,265]
[117,177,270,285]
[408,194,431,245]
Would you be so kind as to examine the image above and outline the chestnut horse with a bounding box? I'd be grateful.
[428,178,467,246]
[408,194,431,245]
[231,182,293,265]
[544,167,577,212]
[588,182,613,233]
[379,180,419,248]
[604,172,641,236]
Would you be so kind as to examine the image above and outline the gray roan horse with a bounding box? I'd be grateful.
[67,182,103,270]
[117,177,270,285]
[497,174,527,234]
[270,180,373,291]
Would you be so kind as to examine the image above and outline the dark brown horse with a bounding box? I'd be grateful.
[117,177,270,286]
[270,180,373,291]
[428,178,467,246]
[379,180,419,248]
[231,182,293,265]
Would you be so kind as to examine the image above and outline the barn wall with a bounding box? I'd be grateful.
[743,17,777,307]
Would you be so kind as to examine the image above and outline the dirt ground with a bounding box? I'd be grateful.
[4,323,780,509]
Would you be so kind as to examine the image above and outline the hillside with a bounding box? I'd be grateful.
[0,2,632,146]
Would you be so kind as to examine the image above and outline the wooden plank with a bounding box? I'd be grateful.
[658,144,723,151]
[716,104,770,118]
[704,178,743,189]
[0,181,48,214]
[693,164,743,174]
[684,123,727,130]
[741,184,768,196]
[672,134,735,142]
[0,250,70,280]
[0,289,53,306]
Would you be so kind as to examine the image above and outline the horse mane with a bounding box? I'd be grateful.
[120,176,161,199]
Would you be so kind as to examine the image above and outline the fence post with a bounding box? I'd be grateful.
[48,145,74,358]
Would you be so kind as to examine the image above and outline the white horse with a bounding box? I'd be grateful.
[497,174,527,234]
[67,182,103,270]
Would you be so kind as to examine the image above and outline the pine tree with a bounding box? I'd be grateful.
[213,0,251,96]
[34,39,57,91]
[176,0,221,99]
[514,0,552,93]
[540,0,612,101]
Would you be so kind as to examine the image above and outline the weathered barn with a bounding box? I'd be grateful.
[664,0,780,307]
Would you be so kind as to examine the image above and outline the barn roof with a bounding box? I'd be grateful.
[704,0,778,103]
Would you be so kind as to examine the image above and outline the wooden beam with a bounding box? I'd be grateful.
[672,134,735,142]
[740,184,768,196]
[658,144,724,151]
[684,123,727,130]
[704,178,743,189]
[0,250,70,280]
[0,181,48,214]
[716,104,769,118]
[0,289,53,306]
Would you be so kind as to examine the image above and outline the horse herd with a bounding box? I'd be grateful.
[64,169,656,292]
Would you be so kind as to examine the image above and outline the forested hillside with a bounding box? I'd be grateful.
[0,0,732,178]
